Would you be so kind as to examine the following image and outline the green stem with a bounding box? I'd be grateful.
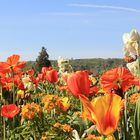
[138,57,140,92]
[3,118,6,140]
[12,76,15,104]
[11,70,16,133]
[114,130,120,140]
[80,100,83,113]
[123,92,129,140]
[137,56,140,78]
[33,131,37,140]
[0,84,2,101]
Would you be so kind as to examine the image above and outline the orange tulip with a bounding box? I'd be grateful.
[1,104,20,118]
[66,71,90,97]
[100,67,140,97]
[79,93,122,135]
[0,54,26,73]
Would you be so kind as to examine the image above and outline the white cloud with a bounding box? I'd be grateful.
[69,3,140,13]
[43,12,85,16]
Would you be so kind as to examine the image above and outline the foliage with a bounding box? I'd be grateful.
[134,97,140,140]
[0,53,140,140]
[26,58,125,75]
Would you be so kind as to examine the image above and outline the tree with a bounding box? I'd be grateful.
[35,47,51,72]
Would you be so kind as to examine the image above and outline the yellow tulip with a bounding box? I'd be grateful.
[79,94,122,135]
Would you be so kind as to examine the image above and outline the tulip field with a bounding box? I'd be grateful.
[0,29,140,140]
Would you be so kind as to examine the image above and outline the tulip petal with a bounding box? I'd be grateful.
[92,94,121,135]
[80,94,122,135]
[79,94,97,124]
[7,54,20,65]
[67,71,90,97]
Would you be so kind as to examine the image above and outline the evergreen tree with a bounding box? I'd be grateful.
[35,47,51,72]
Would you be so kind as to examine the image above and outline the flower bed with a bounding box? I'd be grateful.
[0,29,140,140]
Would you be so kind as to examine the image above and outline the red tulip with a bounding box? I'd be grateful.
[41,67,52,74]
[37,73,44,82]
[66,71,90,97]
[41,67,58,83]
[1,104,20,118]
[26,69,34,76]
[46,69,58,83]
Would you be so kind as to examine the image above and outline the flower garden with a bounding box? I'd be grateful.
[0,29,140,140]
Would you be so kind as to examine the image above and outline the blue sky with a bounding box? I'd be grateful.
[0,0,140,61]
